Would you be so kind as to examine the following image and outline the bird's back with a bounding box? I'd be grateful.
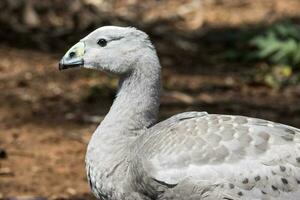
[132,112,300,199]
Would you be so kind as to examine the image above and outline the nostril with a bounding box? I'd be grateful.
[69,51,76,58]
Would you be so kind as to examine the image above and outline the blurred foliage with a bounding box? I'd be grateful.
[250,22,300,67]
[252,64,299,88]
[250,21,300,88]
[223,20,300,88]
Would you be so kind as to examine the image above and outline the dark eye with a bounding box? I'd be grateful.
[97,39,107,47]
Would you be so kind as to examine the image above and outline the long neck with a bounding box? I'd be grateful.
[88,51,161,152]
[102,62,161,136]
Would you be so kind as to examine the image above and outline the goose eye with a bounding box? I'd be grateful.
[97,39,107,47]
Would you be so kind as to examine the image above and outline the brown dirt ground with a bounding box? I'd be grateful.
[0,47,97,199]
[1,0,300,199]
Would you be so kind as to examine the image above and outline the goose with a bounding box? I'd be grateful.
[59,26,300,200]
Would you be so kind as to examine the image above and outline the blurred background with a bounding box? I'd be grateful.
[1,0,300,199]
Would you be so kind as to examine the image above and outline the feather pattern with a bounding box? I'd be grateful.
[133,113,300,199]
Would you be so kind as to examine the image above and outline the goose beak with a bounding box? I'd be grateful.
[59,41,85,70]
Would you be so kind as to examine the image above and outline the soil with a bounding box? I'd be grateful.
[1,0,300,199]
[0,46,96,199]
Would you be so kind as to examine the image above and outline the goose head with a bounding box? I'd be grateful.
[59,26,155,75]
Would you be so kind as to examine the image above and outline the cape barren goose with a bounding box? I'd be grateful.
[59,26,300,200]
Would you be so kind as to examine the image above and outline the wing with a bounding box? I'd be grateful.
[136,112,300,199]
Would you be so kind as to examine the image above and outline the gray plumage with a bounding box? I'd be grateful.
[59,26,300,200]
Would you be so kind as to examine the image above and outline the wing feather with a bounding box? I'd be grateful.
[136,112,300,198]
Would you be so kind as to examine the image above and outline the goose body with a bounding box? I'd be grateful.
[59,26,300,200]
